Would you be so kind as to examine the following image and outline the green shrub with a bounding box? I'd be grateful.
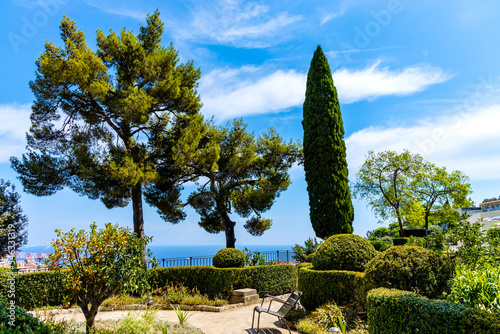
[406,236,426,247]
[448,262,500,314]
[312,234,376,271]
[298,263,372,311]
[369,240,391,251]
[292,238,322,262]
[367,288,500,334]
[212,248,245,268]
[0,297,63,333]
[365,246,454,299]
[379,243,392,252]
[392,237,408,245]
[149,264,296,299]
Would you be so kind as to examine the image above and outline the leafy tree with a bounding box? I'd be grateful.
[411,163,471,231]
[146,118,302,248]
[292,237,322,262]
[302,45,354,239]
[49,222,150,334]
[372,227,391,239]
[0,179,28,257]
[10,12,201,264]
[354,150,423,237]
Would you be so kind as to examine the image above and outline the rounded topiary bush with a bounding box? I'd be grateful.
[213,248,245,268]
[365,245,454,299]
[312,234,377,271]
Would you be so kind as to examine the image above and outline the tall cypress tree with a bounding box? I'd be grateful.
[302,45,354,238]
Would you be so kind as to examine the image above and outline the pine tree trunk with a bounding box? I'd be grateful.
[222,212,236,248]
[132,183,147,266]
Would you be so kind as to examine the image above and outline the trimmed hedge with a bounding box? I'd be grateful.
[148,264,297,299]
[213,248,245,268]
[313,234,376,271]
[369,240,392,251]
[0,271,69,310]
[393,237,408,245]
[365,246,454,299]
[367,288,500,334]
[0,298,59,333]
[297,263,373,311]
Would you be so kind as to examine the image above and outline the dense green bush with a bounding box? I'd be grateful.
[448,263,500,314]
[365,246,454,299]
[298,263,372,311]
[0,298,62,333]
[312,234,376,271]
[0,271,69,310]
[379,243,392,252]
[212,248,245,268]
[369,240,392,251]
[392,237,408,245]
[149,264,296,299]
[367,288,500,334]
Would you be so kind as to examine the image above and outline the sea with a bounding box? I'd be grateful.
[13,244,295,262]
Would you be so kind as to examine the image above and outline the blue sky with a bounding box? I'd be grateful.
[2,0,500,248]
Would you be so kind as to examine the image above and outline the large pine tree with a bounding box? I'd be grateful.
[302,45,354,238]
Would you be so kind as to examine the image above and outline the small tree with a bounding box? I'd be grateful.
[0,179,28,257]
[354,150,423,237]
[49,223,150,334]
[146,117,302,248]
[302,45,354,239]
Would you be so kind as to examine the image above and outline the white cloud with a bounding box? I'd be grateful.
[199,67,306,121]
[200,61,449,121]
[86,2,146,20]
[333,61,452,103]
[346,104,500,181]
[0,103,31,162]
[172,1,301,48]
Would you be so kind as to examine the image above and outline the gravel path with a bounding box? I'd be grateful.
[50,304,299,334]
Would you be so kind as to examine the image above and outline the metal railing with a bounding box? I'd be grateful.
[148,249,296,269]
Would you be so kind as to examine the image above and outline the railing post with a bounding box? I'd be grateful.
[189,257,192,266]
[287,250,289,262]
[277,251,279,262]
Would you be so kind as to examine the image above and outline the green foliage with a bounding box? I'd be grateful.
[0,180,28,257]
[155,117,302,248]
[242,248,266,266]
[312,234,376,271]
[148,264,297,299]
[152,283,227,307]
[10,11,202,263]
[448,263,500,314]
[1,271,69,310]
[298,263,372,311]
[212,248,245,268]
[486,225,500,251]
[173,306,192,325]
[392,237,408,245]
[292,238,322,262]
[303,45,354,238]
[372,227,391,239]
[354,150,471,235]
[49,222,151,333]
[405,236,426,247]
[369,240,392,251]
[447,219,488,268]
[367,288,500,334]
[379,243,393,252]
[365,246,454,299]
[0,297,63,333]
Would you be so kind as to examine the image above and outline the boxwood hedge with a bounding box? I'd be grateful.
[367,288,500,334]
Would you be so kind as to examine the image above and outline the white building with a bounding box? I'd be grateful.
[461,199,500,231]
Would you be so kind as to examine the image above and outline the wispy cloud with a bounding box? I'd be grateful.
[171,1,301,48]
[333,61,451,103]
[321,7,347,25]
[0,103,31,162]
[86,2,146,20]
[346,103,500,180]
[327,46,401,55]
[200,61,449,121]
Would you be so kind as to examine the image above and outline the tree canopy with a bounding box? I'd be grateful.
[0,180,28,257]
[302,45,354,239]
[146,117,302,248]
[354,150,472,236]
[10,11,201,263]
